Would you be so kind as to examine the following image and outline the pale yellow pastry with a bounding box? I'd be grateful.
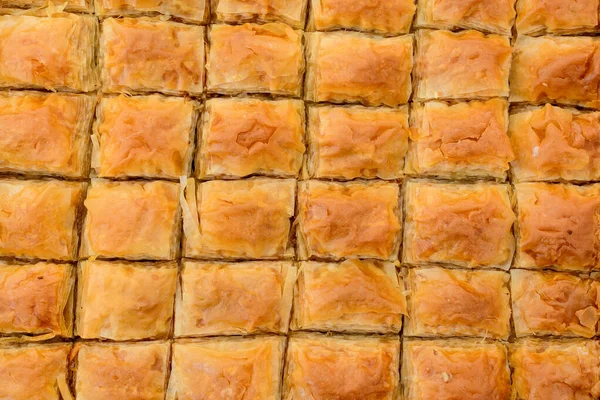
[198,98,305,179]
[212,0,307,28]
[305,32,413,107]
[516,0,599,35]
[77,260,177,340]
[0,0,91,11]
[96,0,207,23]
[407,99,514,179]
[175,261,296,336]
[306,105,409,180]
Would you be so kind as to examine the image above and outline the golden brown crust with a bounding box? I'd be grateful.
[0,0,91,11]
[96,0,208,23]
[213,0,307,28]
[516,0,599,35]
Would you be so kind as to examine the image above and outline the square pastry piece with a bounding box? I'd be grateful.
[407,99,514,180]
[510,36,600,110]
[207,23,303,96]
[512,269,599,338]
[308,0,416,35]
[515,183,600,271]
[402,340,511,400]
[74,342,169,400]
[305,32,413,107]
[511,339,600,400]
[306,105,409,180]
[284,334,400,400]
[92,95,198,179]
[516,0,599,35]
[77,260,177,340]
[0,92,94,178]
[403,181,515,269]
[415,0,516,35]
[509,104,600,182]
[212,0,307,28]
[96,0,207,23]
[405,267,511,339]
[297,180,401,261]
[168,336,285,400]
[0,14,97,92]
[0,180,85,260]
[81,180,180,260]
[175,261,296,336]
[0,343,71,400]
[198,98,305,179]
[100,18,204,95]
[414,30,512,100]
[292,259,406,333]
[182,178,295,259]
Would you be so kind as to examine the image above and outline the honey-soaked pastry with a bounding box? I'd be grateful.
[403,181,515,269]
[516,0,599,35]
[0,180,85,261]
[414,30,512,100]
[96,0,207,23]
[212,0,307,28]
[512,269,600,338]
[175,261,296,336]
[407,99,514,180]
[182,178,295,259]
[167,337,285,400]
[511,339,600,400]
[509,104,600,182]
[402,339,511,400]
[100,18,204,95]
[305,32,413,107]
[198,98,305,179]
[308,0,416,35]
[0,91,94,178]
[73,341,169,400]
[0,343,71,400]
[292,259,406,333]
[515,183,600,271]
[77,260,177,341]
[297,180,401,261]
[510,36,600,109]
[306,105,409,180]
[405,267,511,339]
[0,262,74,338]
[92,95,198,179]
[207,23,303,96]
[415,0,516,35]
[0,0,92,11]
[0,14,97,92]
[81,180,180,260]
[284,334,400,400]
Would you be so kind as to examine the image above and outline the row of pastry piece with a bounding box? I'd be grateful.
[3,335,599,400]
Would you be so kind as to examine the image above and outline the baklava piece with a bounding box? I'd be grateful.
[0,92,94,178]
[0,180,85,260]
[212,0,307,28]
[414,30,512,100]
[511,339,600,400]
[175,261,296,336]
[516,0,599,35]
[402,340,511,400]
[100,18,204,95]
[308,0,416,35]
[198,98,305,179]
[92,95,198,179]
[515,183,600,271]
[96,0,208,23]
[405,267,511,339]
[284,334,400,400]
[297,180,401,261]
[292,259,406,333]
[168,337,285,400]
[207,23,303,96]
[509,104,600,182]
[407,99,514,180]
[81,180,180,260]
[73,342,169,400]
[182,178,295,259]
[77,260,177,340]
[305,32,413,107]
[0,0,91,11]
[403,181,515,269]
[510,36,600,109]
[0,262,74,338]
[306,105,409,180]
